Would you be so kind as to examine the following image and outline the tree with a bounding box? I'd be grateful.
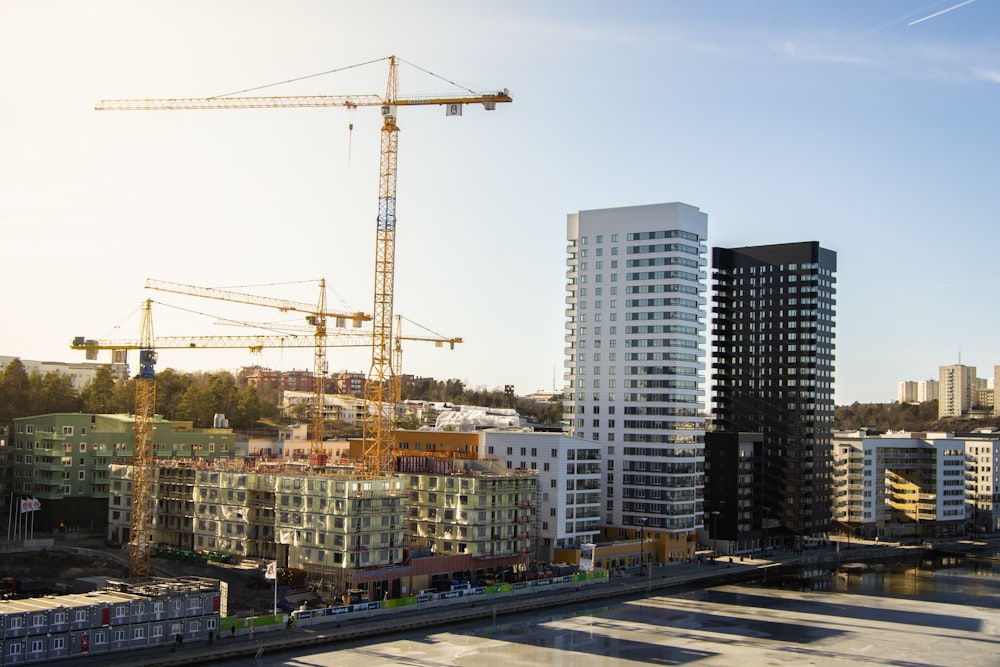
[80,365,117,413]
[232,385,265,430]
[0,358,30,429]
[28,371,81,415]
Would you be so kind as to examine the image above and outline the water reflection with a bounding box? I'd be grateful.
[748,555,1000,608]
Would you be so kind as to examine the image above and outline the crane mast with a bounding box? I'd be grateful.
[362,57,400,477]
[129,299,157,578]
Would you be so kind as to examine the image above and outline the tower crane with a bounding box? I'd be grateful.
[144,278,369,462]
[96,55,512,476]
[130,299,157,578]
[392,315,463,411]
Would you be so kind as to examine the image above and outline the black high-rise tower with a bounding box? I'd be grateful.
[709,242,837,545]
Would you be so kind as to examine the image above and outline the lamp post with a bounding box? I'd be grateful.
[762,506,770,556]
[710,511,721,560]
[637,518,648,574]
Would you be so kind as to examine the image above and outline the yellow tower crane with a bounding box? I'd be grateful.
[96,55,512,476]
[144,278,369,463]
[129,299,157,578]
[392,315,463,410]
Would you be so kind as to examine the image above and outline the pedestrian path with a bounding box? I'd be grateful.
[61,541,919,666]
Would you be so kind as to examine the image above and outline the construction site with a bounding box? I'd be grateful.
[0,54,549,659]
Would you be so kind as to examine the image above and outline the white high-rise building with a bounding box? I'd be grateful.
[564,202,708,539]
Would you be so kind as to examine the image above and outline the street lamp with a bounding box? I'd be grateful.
[637,518,648,574]
[762,506,771,556]
[710,511,721,560]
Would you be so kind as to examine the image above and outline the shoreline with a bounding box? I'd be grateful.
[63,538,960,666]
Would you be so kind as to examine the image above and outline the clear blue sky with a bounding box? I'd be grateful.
[2,1,997,404]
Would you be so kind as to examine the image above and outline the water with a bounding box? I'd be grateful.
[222,555,1000,666]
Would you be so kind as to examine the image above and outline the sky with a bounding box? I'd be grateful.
[2,1,998,405]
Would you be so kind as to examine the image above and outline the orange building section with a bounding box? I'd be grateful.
[348,430,481,461]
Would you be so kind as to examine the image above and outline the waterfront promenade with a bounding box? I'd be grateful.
[64,538,934,667]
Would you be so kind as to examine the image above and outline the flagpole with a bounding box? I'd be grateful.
[273,566,277,617]
[6,492,13,542]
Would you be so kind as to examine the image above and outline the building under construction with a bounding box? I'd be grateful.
[108,456,537,601]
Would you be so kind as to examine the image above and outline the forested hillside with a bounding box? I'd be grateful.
[0,358,562,433]
[835,399,1000,433]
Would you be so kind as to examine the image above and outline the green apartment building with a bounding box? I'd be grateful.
[10,413,235,533]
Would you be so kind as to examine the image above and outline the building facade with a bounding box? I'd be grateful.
[897,381,919,403]
[0,356,127,390]
[479,430,602,561]
[938,364,977,418]
[832,431,973,538]
[918,379,939,403]
[564,202,708,539]
[0,578,220,665]
[10,413,234,533]
[710,242,837,541]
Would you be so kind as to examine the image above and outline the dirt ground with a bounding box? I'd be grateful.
[2,539,278,615]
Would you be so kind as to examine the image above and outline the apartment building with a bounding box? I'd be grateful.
[564,202,708,540]
[832,431,968,538]
[108,458,537,600]
[478,430,602,561]
[938,364,977,418]
[10,413,234,532]
[0,577,220,665]
[710,242,837,541]
[897,381,919,403]
[918,379,939,403]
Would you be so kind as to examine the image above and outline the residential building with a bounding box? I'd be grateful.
[564,202,708,542]
[0,577,221,664]
[710,242,837,543]
[703,431,764,554]
[832,431,972,538]
[965,432,1000,533]
[11,413,235,532]
[108,458,537,601]
[939,364,976,418]
[918,379,939,403]
[897,381,919,403]
[478,430,602,561]
[239,366,319,392]
[281,390,364,424]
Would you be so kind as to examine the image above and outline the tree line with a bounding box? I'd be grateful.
[834,399,1000,432]
[0,359,278,432]
[0,359,563,433]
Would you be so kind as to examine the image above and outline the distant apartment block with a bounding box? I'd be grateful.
[938,364,977,418]
[832,430,980,538]
[564,202,708,542]
[897,381,919,403]
[0,355,127,388]
[918,379,939,403]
